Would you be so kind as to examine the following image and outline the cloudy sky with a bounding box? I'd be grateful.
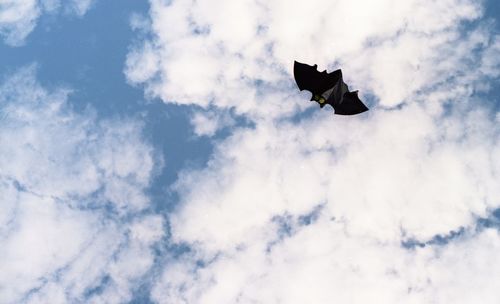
[1,0,499,303]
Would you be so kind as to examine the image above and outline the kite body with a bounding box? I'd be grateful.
[293,61,369,115]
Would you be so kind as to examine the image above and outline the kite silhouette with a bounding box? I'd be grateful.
[293,61,369,115]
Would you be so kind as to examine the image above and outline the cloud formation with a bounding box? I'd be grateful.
[0,0,94,46]
[127,0,500,303]
[126,0,498,117]
[153,104,499,303]
[0,66,163,303]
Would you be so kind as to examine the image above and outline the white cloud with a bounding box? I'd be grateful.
[126,0,497,118]
[153,223,500,304]
[0,0,95,46]
[62,0,94,17]
[190,110,235,137]
[151,102,499,302]
[0,0,39,46]
[0,66,163,303]
[128,0,500,303]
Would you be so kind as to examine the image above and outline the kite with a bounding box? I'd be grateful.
[293,61,369,115]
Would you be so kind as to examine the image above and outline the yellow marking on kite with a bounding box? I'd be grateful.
[313,94,326,104]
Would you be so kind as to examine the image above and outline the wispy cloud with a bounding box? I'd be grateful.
[0,0,95,46]
[0,65,163,303]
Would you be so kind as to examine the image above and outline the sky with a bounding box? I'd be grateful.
[0,0,499,303]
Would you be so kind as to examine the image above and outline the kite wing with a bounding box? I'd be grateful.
[293,60,369,115]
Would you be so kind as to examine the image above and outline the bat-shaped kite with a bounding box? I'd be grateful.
[293,61,369,115]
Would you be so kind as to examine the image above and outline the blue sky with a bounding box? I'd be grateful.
[0,1,213,213]
[1,0,500,303]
